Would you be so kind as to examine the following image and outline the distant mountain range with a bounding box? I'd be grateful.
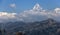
[0,18,59,35]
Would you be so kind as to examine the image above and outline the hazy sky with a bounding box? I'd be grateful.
[0,0,60,13]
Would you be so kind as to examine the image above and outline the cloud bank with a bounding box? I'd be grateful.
[0,3,60,22]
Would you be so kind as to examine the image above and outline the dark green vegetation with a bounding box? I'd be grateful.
[0,18,60,35]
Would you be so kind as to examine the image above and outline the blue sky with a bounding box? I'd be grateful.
[0,0,60,22]
[0,0,60,13]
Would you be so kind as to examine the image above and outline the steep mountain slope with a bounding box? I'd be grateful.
[4,18,60,35]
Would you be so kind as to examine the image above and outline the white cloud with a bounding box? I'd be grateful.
[10,3,16,8]
[54,8,60,13]
[18,4,60,22]
[0,12,17,22]
[0,12,16,18]
[0,3,60,22]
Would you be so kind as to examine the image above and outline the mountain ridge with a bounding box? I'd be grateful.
[0,18,60,35]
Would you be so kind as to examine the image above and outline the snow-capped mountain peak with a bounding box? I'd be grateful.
[33,3,42,11]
